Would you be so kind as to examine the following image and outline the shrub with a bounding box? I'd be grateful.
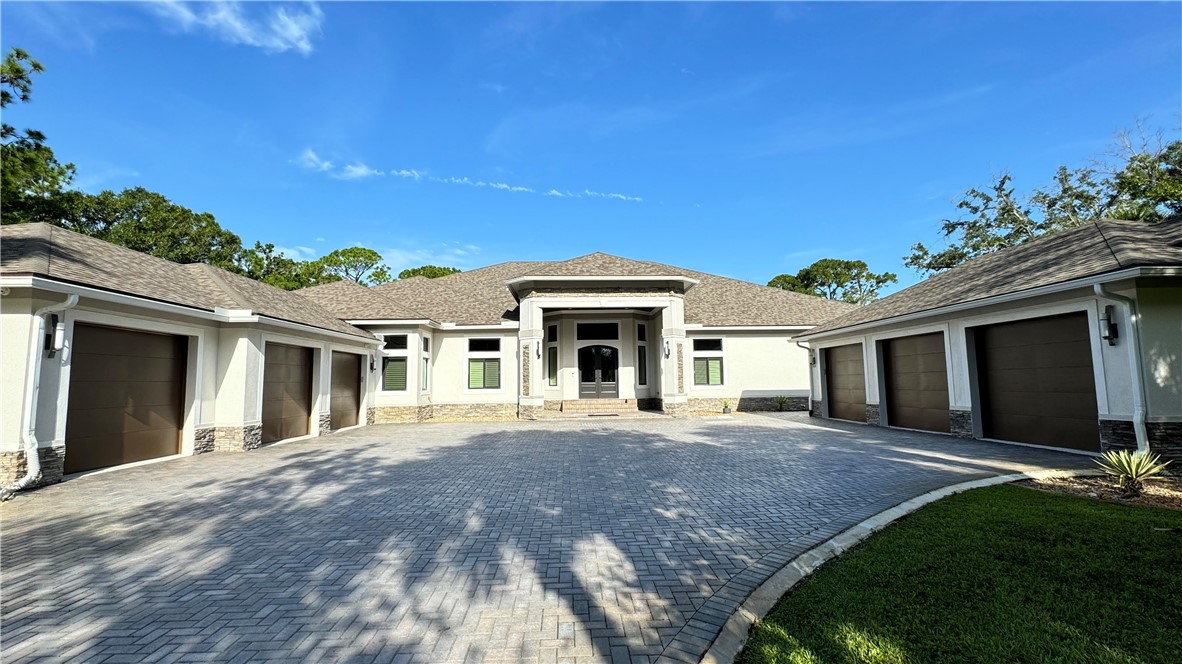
[1094,449,1172,497]
[774,395,789,411]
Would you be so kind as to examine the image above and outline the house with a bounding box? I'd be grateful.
[1,223,851,489]
[796,218,1182,460]
[299,251,852,421]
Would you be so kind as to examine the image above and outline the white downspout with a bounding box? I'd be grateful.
[1093,284,1149,452]
[1,293,79,501]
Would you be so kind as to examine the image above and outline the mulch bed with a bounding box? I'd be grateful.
[1016,473,1182,511]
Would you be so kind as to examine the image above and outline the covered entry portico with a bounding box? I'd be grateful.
[507,273,700,417]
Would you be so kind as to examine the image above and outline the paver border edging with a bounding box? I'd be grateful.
[699,467,1105,664]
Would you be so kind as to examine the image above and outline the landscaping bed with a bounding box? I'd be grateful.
[1017,473,1182,511]
[737,484,1182,664]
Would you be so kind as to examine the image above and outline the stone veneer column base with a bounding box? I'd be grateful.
[1098,419,1137,453]
[544,399,562,411]
[662,400,689,417]
[366,407,376,426]
[1147,422,1182,462]
[0,444,66,487]
[810,400,824,417]
[194,427,216,454]
[636,398,661,411]
[518,404,543,420]
[865,404,881,427]
[213,424,263,452]
[949,410,974,438]
[318,412,332,436]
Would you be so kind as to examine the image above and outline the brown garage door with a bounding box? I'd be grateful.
[65,324,187,474]
[883,332,950,433]
[975,312,1099,451]
[825,343,866,423]
[330,352,361,430]
[262,343,312,444]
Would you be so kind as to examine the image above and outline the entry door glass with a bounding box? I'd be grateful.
[578,345,619,398]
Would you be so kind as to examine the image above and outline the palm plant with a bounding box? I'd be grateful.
[774,395,789,411]
[1094,450,1172,497]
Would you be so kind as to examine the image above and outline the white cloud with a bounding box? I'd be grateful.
[297,148,332,172]
[333,163,384,180]
[149,1,324,55]
[273,245,318,260]
[294,149,643,202]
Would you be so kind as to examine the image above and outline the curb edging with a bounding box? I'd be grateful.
[699,468,1104,664]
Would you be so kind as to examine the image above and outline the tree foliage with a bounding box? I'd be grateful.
[320,247,390,285]
[769,258,897,306]
[906,133,1182,275]
[235,243,341,291]
[398,265,461,280]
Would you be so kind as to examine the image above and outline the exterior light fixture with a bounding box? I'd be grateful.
[1100,304,1119,345]
[663,340,671,358]
[536,340,542,359]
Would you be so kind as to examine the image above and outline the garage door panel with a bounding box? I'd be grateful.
[976,313,1099,451]
[65,325,185,474]
[262,343,312,444]
[330,352,361,430]
[883,333,949,433]
[825,344,866,423]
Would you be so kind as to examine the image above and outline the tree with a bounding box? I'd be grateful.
[905,133,1182,275]
[320,247,390,285]
[768,258,897,305]
[72,188,244,269]
[1,47,78,226]
[398,265,461,280]
[235,242,341,290]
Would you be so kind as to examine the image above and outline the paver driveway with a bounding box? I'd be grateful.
[2,413,1092,664]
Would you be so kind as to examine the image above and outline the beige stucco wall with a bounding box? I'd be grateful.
[1,293,36,453]
[685,330,811,400]
[1136,279,1182,418]
[431,328,520,405]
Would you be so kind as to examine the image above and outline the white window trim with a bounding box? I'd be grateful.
[465,337,504,393]
[692,337,726,389]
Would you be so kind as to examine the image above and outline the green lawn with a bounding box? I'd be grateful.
[738,485,1182,664]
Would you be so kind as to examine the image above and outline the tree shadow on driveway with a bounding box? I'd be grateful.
[1,415,1092,663]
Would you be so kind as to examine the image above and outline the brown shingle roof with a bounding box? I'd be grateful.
[298,279,427,321]
[311,252,853,327]
[803,218,1182,337]
[0,223,374,340]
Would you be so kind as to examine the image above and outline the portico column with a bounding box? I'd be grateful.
[658,301,689,417]
[517,298,545,419]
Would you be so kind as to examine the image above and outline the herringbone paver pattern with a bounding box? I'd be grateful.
[1,414,1090,663]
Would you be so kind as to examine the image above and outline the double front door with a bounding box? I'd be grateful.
[578,345,619,398]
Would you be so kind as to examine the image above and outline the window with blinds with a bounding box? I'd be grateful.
[693,357,723,386]
[468,358,501,389]
[383,357,408,391]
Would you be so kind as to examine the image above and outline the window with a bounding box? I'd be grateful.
[693,358,723,386]
[468,359,501,389]
[469,338,500,352]
[422,338,430,352]
[576,323,618,340]
[547,346,558,386]
[693,338,722,352]
[547,325,558,343]
[421,357,430,391]
[637,324,647,342]
[382,357,407,391]
[383,335,408,350]
[637,345,648,386]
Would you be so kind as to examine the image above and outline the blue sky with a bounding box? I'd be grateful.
[3,2,1179,292]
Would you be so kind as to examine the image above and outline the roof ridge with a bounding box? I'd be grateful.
[187,263,251,309]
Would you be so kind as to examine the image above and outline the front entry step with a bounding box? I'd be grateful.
[561,399,638,414]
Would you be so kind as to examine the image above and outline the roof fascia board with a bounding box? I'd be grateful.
[6,276,378,345]
[685,325,814,332]
[506,275,701,286]
[797,266,1174,341]
[345,319,436,327]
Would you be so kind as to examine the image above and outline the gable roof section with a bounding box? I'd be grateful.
[804,218,1182,337]
[0,223,374,340]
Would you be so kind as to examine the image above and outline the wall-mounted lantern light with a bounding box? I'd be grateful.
[663,340,671,358]
[536,340,542,359]
[1099,304,1119,346]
